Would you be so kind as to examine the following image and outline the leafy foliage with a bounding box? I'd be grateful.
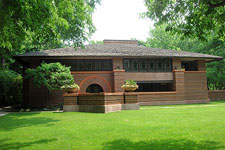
[146,24,225,90]
[121,80,139,88]
[0,0,100,66]
[61,83,80,90]
[143,0,225,41]
[25,62,75,91]
[89,40,104,44]
[0,69,23,105]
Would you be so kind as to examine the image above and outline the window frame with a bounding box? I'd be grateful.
[148,59,156,72]
[41,59,112,71]
[139,59,148,72]
[123,58,172,72]
[130,59,139,72]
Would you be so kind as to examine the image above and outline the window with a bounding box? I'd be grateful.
[139,59,147,72]
[86,84,103,93]
[156,60,164,71]
[123,58,172,72]
[85,60,92,71]
[102,60,112,71]
[181,61,198,71]
[124,59,130,71]
[131,59,138,72]
[43,59,112,71]
[149,60,155,72]
[136,82,174,92]
[76,61,84,71]
[164,60,172,71]
[93,61,101,71]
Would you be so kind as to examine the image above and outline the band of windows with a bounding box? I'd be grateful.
[44,59,112,71]
[123,59,172,72]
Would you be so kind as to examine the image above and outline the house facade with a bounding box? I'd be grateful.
[16,40,223,108]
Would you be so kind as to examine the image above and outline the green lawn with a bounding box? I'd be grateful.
[0,101,225,150]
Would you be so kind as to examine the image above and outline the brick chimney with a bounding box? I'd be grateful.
[103,39,138,46]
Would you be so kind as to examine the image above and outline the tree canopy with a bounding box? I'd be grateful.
[143,0,225,41]
[25,62,75,91]
[145,24,225,90]
[0,0,100,66]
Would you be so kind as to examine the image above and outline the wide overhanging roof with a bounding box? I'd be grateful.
[16,44,223,61]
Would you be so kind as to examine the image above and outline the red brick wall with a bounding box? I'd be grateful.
[184,71,209,103]
[26,57,210,107]
[72,71,113,93]
[138,92,186,105]
[113,70,125,92]
[138,70,186,105]
[138,70,209,105]
[208,90,225,101]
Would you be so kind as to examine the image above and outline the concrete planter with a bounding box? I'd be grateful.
[65,88,78,93]
[121,86,138,92]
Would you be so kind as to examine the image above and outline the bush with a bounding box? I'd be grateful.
[25,62,75,91]
[0,69,23,105]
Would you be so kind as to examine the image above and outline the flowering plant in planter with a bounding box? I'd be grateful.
[61,83,80,93]
[121,80,138,92]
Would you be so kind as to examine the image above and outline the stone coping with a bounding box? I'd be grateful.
[173,69,185,72]
[138,92,177,95]
[113,69,125,72]
[185,71,206,73]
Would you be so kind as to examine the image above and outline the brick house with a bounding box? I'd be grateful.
[16,39,222,108]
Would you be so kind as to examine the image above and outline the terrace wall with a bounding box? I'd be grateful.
[184,71,209,103]
[138,70,186,105]
[63,92,139,113]
[138,70,209,105]
[208,90,225,101]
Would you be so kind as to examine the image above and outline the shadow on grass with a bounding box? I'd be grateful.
[0,113,60,131]
[103,139,224,150]
[0,138,57,150]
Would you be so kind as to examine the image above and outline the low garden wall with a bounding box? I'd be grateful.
[208,90,225,101]
[63,92,139,113]
[137,92,186,105]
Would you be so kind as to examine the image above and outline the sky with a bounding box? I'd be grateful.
[90,0,154,42]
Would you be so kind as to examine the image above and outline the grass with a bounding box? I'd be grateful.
[0,101,225,150]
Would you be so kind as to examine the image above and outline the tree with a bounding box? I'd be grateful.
[25,62,75,91]
[89,40,104,44]
[143,0,225,41]
[146,24,206,52]
[0,0,100,67]
[146,24,225,90]
[0,69,23,105]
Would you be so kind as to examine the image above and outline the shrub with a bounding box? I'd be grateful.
[25,62,75,91]
[0,69,23,105]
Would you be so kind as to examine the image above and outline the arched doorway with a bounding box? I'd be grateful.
[86,84,104,93]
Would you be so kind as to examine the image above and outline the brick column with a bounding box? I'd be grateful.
[173,69,185,101]
[172,58,181,70]
[113,70,125,92]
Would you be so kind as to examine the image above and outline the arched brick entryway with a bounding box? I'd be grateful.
[79,76,112,93]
